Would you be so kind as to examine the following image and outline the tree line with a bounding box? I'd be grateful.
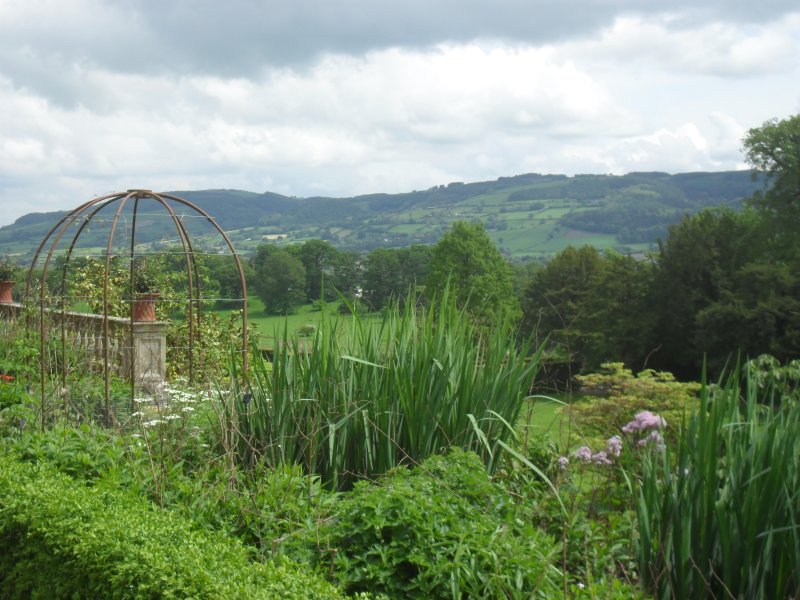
[236,114,800,381]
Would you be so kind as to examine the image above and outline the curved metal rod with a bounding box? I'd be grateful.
[127,197,140,401]
[145,192,199,383]
[55,196,128,416]
[102,195,133,420]
[159,193,249,373]
[27,193,123,428]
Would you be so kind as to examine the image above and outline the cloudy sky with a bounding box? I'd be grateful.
[0,1,798,226]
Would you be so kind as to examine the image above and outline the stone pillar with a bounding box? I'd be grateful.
[130,321,167,392]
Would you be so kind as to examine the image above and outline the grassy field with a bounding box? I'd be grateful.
[516,393,605,457]
[210,297,362,349]
[517,395,569,449]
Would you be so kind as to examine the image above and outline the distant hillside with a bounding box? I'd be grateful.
[0,170,762,261]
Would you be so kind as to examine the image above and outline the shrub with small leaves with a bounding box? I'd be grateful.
[308,449,561,599]
[567,362,698,446]
[0,453,348,599]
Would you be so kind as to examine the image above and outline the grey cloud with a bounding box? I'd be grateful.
[118,0,800,74]
[4,0,799,81]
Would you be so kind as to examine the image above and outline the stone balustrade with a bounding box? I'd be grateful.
[0,302,166,390]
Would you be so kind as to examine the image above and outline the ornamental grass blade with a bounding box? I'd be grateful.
[340,355,385,369]
[466,413,493,461]
[497,440,566,517]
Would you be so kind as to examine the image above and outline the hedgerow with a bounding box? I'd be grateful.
[0,453,348,599]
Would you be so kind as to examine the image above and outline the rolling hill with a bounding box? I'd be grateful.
[0,170,762,261]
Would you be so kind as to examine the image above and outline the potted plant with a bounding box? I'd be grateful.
[0,257,19,304]
[131,257,160,322]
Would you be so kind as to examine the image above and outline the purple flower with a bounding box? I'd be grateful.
[637,430,665,450]
[606,435,623,457]
[622,411,666,433]
[557,456,570,470]
[574,446,593,463]
[591,451,613,465]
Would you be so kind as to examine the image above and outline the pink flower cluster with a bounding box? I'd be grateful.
[558,411,669,471]
[637,429,666,450]
[622,411,667,450]
[570,435,623,466]
[622,411,666,433]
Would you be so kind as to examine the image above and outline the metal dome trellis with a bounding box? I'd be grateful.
[23,189,248,428]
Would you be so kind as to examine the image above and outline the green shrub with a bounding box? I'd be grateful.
[745,353,800,403]
[0,380,31,410]
[0,453,347,599]
[637,369,800,599]
[10,422,148,485]
[5,419,339,564]
[308,449,561,599]
[161,461,339,563]
[567,362,699,445]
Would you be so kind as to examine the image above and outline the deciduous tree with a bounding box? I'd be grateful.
[253,246,306,314]
[426,221,519,325]
[743,113,800,246]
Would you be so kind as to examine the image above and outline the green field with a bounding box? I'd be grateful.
[210,297,362,349]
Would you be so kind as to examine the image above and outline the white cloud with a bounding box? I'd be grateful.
[571,14,800,77]
[561,118,750,175]
[0,3,798,226]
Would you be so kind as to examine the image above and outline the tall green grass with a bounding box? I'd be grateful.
[229,290,540,489]
[637,368,800,599]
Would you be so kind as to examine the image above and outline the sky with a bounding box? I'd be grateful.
[0,1,798,227]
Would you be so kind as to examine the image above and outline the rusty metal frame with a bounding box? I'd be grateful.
[24,190,249,429]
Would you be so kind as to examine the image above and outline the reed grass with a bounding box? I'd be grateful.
[637,367,800,599]
[228,289,540,490]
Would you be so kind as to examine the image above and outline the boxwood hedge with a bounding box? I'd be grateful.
[0,453,348,599]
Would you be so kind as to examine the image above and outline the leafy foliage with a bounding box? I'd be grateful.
[0,453,348,599]
[743,113,800,240]
[527,203,799,380]
[362,245,430,311]
[67,251,220,321]
[0,256,20,281]
[426,221,520,325]
[252,245,307,314]
[744,353,800,402]
[310,449,561,599]
[567,362,699,444]
[522,246,654,371]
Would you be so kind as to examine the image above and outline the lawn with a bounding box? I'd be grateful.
[517,394,573,451]
[210,296,371,349]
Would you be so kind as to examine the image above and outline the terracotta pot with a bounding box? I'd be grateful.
[0,280,15,304]
[132,292,159,322]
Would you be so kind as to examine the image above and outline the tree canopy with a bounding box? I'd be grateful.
[426,221,519,325]
[521,246,653,370]
[252,245,306,314]
[743,114,800,245]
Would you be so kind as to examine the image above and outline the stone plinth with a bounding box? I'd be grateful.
[128,321,167,393]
